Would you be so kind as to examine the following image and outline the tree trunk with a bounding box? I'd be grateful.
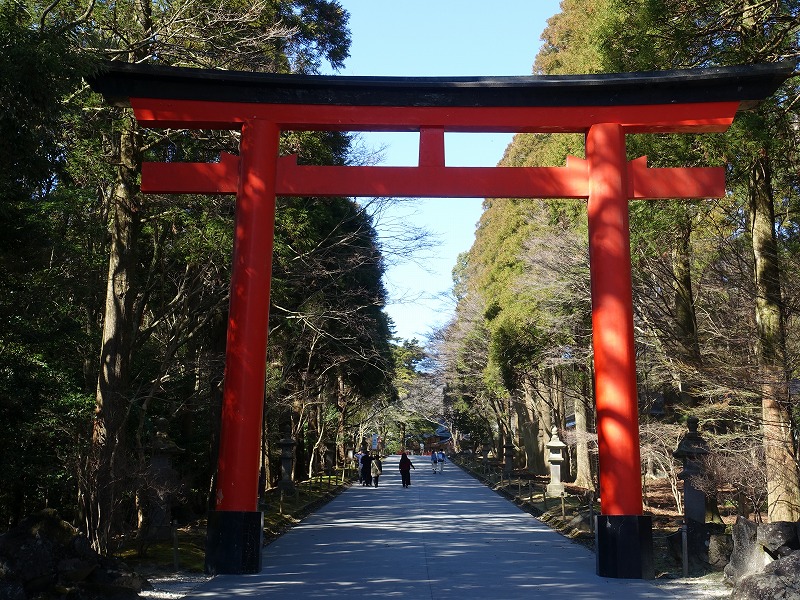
[87,116,141,553]
[530,376,552,476]
[511,398,525,469]
[336,373,348,465]
[749,152,800,521]
[572,372,594,489]
[495,416,504,463]
[553,368,569,475]
[672,211,702,407]
[207,316,226,507]
[518,379,541,472]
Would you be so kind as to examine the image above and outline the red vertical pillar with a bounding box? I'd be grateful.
[217,119,279,511]
[586,123,642,516]
[586,123,653,579]
[206,119,279,575]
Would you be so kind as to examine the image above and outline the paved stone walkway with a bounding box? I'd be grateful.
[188,456,684,599]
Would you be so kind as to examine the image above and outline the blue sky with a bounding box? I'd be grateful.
[332,0,562,342]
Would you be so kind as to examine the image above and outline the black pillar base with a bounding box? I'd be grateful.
[595,515,654,579]
[205,510,263,575]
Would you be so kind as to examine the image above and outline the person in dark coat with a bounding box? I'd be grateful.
[361,452,373,486]
[398,452,415,488]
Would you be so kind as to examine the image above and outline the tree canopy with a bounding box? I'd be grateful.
[0,0,401,548]
[440,0,800,521]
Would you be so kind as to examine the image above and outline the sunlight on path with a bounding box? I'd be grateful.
[171,456,729,599]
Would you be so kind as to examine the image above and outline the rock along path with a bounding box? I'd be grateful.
[187,456,688,599]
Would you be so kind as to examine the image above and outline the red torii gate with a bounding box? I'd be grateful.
[90,61,791,579]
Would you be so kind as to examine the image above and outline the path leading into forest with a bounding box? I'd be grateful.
[183,456,724,599]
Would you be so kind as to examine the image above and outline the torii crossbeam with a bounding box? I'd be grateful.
[90,61,792,579]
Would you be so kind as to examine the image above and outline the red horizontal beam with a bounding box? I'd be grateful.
[141,153,239,194]
[142,154,725,200]
[274,155,589,198]
[142,155,588,198]
[131,98,739,134]
[626,156,725,199]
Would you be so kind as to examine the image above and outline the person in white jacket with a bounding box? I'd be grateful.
[370,454,383,487]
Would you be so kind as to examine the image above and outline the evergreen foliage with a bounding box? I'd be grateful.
[0,0,398,547]
[441,0,800,517]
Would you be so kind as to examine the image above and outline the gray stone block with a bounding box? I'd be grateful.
[757,521,800,559]
[724,516,770,584]
[708,533,733,570]
[731,550,800,600]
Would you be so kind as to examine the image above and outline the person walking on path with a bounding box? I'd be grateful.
[431,450,439,474]
[355,451,364,484]
[399,452,415,487]
[437,449,446,472]
[371,454,383,487]
[361,452,373,486]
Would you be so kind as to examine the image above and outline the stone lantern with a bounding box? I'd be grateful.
[672,416,711,568]
[144,418,184,542]
[673,416,710,524]
[546,427,567,497]
[277,434,297,495]
[323,440,335,475]
[503,441,515,475]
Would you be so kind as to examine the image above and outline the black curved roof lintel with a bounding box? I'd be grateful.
[87,60,794,109]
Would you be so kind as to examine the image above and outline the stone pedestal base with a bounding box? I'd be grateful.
[595,515,654,579]
[205,510,263,575]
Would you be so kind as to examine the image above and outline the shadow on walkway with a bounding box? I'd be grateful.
[189,456,680,599]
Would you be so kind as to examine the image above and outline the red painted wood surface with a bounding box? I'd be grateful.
[142,154,725,200]
[131,98,739,133]
[214,120,278,512]
[134,96,735,519]
[587,123,643,515]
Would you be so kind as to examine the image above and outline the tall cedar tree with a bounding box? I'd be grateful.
[74,0,353,551]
